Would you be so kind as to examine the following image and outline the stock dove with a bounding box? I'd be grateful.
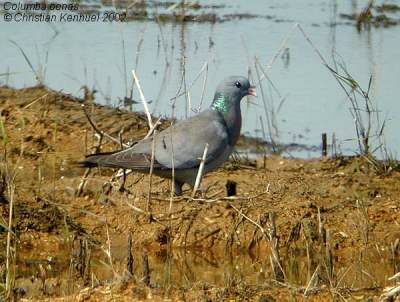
[79,76,256,195]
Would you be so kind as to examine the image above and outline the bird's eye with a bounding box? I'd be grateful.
[235,81,242,88]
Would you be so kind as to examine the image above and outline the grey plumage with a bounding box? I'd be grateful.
[79,76,256,195]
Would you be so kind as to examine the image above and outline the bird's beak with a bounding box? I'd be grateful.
[247,85,257,97]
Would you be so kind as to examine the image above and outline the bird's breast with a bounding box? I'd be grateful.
[224,106,242,146]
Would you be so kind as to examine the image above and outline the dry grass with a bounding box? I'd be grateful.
[0,85,399,301]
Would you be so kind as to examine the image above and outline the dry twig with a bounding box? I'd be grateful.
[192,143,209,197]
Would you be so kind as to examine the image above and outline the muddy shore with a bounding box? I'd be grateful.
[0,85,399,301]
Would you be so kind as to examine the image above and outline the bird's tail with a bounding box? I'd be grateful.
[77,151,119,168]
[78,150,160,170]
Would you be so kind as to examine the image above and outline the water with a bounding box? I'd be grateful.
[14,240,394,298]
[0,0,399,158]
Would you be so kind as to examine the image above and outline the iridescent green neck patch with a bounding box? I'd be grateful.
[211,94,229,113]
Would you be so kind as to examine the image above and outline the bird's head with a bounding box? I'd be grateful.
[211,76,256,113]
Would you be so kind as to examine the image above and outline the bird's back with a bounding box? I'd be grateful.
[140,109,231,170]
[82,109,231,173]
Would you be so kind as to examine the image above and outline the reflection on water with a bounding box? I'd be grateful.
[0,0,400,158]
[14,238,395,298]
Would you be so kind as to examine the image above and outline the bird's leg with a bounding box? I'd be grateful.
[174,180,184,196]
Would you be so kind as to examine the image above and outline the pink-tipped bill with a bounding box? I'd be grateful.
[247,86,257,97]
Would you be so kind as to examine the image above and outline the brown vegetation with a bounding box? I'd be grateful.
[0,86,399,301]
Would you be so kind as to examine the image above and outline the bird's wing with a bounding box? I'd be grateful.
[153,110,230,169]
[79,150,165,170]
[97,110,230,170]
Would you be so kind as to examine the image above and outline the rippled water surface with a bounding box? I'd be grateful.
[1,0,400,157]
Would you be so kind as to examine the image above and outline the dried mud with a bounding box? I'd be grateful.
[0,86,399,301]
